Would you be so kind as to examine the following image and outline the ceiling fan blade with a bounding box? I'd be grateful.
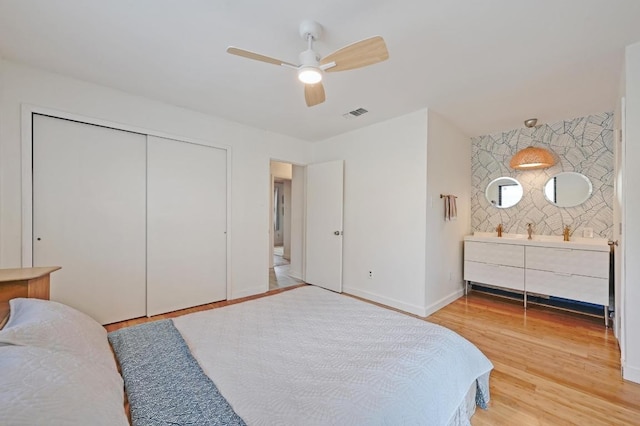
[226,47,296,67]
[305,83,326,107]
[320,36,389,72]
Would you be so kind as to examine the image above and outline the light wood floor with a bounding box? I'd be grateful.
[106,286,640,425]
[430,291,640,425]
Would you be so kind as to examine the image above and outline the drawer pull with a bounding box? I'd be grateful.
[554,272,573,277]
[553,249,573,253]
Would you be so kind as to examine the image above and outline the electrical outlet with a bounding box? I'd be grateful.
[368,271,373,279]
[583,227,594,238]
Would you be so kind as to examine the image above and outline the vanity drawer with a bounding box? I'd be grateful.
[525,246,608,279]
[464,260,524,291]
[465,241,524,267]
[525,269,608,306]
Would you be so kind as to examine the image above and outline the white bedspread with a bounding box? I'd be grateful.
[173,286,492,425]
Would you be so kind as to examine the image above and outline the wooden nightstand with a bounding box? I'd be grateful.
[0,266,61,324]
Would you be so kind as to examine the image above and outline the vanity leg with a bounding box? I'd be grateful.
[465,281,468,296]
[604,306,608,327]
[524,292,527,310]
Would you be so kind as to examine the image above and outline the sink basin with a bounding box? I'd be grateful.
[472,232,530,240]
[500,233,528,240]
[529,234,564,242]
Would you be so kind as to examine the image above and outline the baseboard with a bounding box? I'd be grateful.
[623,364,640,384]
[230,285,266,300]
[343,287,428,317]
[424,289,464,317]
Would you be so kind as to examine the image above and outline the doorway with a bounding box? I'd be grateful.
[269,161,305,290]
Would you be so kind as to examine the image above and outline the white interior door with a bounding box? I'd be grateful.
[33,114,147,324]
[147,136,227,316]
[305,160,344,292]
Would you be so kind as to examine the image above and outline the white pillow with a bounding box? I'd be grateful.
[0,298,116,371]
[0,345,128,425]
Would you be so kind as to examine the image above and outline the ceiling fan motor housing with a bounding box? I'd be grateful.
[299,49,320,67]
[299,20,322,41]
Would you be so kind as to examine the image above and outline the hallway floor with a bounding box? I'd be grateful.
[269,246,304,289]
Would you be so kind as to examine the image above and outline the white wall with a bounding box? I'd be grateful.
[313,110,429,315]
[0,60,313,299]
[623,41,640,383]
[425,111,471,313]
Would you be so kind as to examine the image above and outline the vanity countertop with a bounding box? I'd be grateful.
[465,232,610,252]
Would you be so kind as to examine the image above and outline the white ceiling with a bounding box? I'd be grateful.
[1,0,639,141]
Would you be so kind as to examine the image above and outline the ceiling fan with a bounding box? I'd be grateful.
[226,20,389,107]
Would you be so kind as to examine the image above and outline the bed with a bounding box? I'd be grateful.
[0,286,493,425]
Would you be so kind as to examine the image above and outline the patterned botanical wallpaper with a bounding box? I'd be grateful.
[471,112,614,239]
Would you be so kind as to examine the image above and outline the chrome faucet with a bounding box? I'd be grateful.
[527,223,533,240]
[496,223,503,238]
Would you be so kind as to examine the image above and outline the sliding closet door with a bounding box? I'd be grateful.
[32,114,147,325]
[146,136,227,316]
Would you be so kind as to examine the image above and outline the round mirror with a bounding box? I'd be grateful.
[544,172,592,207]
[485,177,523,208]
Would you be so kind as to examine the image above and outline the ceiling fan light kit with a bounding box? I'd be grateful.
[298,67,322,84]
[226,20,389,107]
[297,47,322,84]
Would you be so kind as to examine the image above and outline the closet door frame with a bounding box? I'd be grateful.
[20,105,233,300]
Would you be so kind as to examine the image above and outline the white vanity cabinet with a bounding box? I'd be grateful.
[525,246,609,306]
[464,241,525,291]
[463,234,610,324]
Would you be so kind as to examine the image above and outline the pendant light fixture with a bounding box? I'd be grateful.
[509,119,555,170]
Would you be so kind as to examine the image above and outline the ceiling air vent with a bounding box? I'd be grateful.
[342,108,369,119]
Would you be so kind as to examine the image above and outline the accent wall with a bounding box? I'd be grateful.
[471,112,614,239]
